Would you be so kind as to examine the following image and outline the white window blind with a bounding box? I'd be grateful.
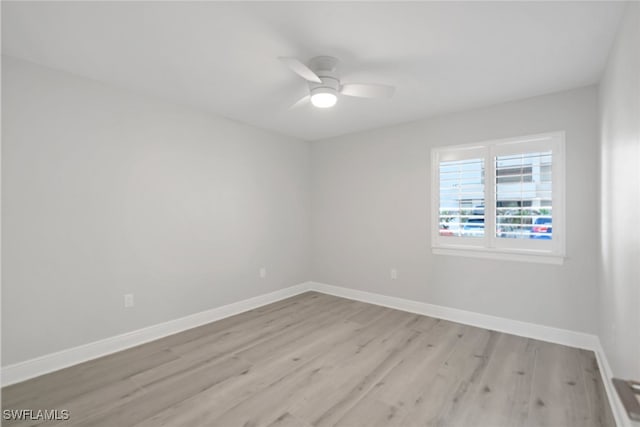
[495,151,553,240]
[431,132,565,264]
[439,158,485,238]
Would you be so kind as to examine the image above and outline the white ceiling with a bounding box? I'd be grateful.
[2,1,627,141]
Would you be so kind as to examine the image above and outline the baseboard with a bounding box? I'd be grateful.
[309,282,599,350]
[594,341,633,427]
[1,282,313,387]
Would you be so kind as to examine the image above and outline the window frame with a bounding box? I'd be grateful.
[431,131,565,265]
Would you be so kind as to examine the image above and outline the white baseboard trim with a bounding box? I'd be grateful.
[309,282,599,350]
[1,282,313,387]
[594,341,632,427]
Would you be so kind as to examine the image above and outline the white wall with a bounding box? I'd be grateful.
[1,56,310,366]
[598,2,640,381]
[311,87,600,333]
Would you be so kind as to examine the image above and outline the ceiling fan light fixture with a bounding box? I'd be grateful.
[310,88,338,108]
[280,55,395,110]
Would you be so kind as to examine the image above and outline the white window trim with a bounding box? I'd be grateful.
[431,131,566,264]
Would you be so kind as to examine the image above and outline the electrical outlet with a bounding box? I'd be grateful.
[390,268,398,280]
[124,294,134,308]
[259,267,267,279]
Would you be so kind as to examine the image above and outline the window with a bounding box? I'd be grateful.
[431,132,565,264]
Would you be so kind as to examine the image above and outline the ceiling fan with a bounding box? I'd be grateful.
[279,56,395,109]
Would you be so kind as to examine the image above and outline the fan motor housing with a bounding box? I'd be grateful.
[308,56,340,97]
[309,76,340,96]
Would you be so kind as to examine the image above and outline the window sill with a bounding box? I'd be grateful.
[432,247,564,265]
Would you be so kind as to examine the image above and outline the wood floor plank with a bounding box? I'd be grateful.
[578,349,616,427]
[1,348,178,412]
[333,396,409,427]
[287,310,425,424]
[525,342,600,427]
[395,325,499,426]
[311,329,428,426]
[449,334,540,427]
[1,292,615,427]
[81,355,253,426]
[266,412,313,427]
[345,318,466,420]
[167,292,344,357]
[132,320,364,426]
[156,311,417,425]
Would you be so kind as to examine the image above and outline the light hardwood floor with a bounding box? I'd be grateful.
[2,292,614,426]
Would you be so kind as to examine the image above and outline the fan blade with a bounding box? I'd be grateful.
[279,57,322,83]
[289,95,310,109]
[341,83,395,99]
